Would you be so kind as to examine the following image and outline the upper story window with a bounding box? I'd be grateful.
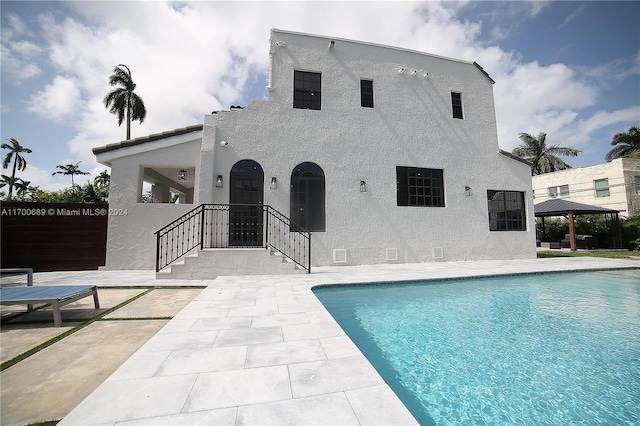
[451,92,463,119]
[361,79,374,108]
[547,184,569,198]
[594,178,610,198]
[487,190,526,231]
[396,166,445,207]
[294,71,321,110]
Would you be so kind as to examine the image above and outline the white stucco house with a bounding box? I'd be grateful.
[94,29,536,278]
[532,158,640,218]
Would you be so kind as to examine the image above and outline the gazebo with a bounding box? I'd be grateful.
[534,199,622,250]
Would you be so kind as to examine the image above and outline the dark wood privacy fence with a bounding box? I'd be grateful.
[1,202,108,271]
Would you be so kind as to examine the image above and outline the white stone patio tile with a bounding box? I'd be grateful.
[155,346,247,376]
[115,407,237,425]
[282,321,345,341]
[213,326,283,347]
[190,316,252,331]
[289,356,384,398]
[236,392,359,425]
[139,330,218,352]
[158,318,198,333]
[277,301,325,313]
[182,366,291,412]
[319,335,363,358]
[346,385,419,425]
[172,307,229,319]
[107,351,171,381]
[59,375,197,425]
[251,312,309,328]
[245,339,327,368]
[228,305,279,317]
[208,299,256,308]
[305,310,334,323]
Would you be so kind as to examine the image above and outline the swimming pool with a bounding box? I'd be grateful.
[314,269,640,425]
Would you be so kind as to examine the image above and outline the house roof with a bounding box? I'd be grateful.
[498,149,532,167]
[534,198,619,217]
[92,124,203,155]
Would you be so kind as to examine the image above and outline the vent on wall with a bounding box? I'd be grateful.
[386,248,398,261]
[333,249,347,263]
[432,247,444,259]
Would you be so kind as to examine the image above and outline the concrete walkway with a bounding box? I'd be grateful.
[3,258,639,425]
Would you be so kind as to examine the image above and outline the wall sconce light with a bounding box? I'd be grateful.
[397,68,405,74]
[360,180,368,193]
[178,169,187,181]
[275,41,286,47]
[216,175,223,188]
[270,177,277,189]
[465,186,473,196]
[220,140,229,147]
[329,40,335,49]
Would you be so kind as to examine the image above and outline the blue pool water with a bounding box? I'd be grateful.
[314,270,640,426]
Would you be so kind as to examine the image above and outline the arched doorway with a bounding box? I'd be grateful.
[290,162,325,232]
[229,159,264,246]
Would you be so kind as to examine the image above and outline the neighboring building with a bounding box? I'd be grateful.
[94,29,536,276]
[532,158,640,217]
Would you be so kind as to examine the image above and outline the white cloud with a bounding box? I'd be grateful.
[27,75,82,121]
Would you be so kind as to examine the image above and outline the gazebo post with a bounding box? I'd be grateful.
[568,212,577,251]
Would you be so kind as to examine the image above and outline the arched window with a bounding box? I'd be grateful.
[290,162,325,232]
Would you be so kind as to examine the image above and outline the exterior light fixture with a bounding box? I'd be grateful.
[178,169,187,181]
[398,68,405,74]
[360,180,368,193]
[465,186,473,196]
[216,175,223,188]
[270,177,277,189]
[329,40,335,49]
[220,140,229,147]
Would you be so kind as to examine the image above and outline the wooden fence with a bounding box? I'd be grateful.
[1,202,108,271]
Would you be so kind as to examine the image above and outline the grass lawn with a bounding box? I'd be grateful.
[537,250,640,259]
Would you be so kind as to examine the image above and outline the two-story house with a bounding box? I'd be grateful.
[532,158,640,217]
[93,29,536,278]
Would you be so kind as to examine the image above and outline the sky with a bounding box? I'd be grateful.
[1,1,639,191]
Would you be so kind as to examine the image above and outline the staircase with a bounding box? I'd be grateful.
[155,204,311,280]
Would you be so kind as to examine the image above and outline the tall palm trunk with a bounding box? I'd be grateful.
[9,158,18,197]
[126,94,131,140]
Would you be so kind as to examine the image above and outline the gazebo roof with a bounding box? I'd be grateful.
[534,199,619,217]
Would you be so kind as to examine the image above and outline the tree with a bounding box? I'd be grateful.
[52,161,90,186]
[103,64,147,140]
[1,138,32,197]
[605,126,640,162]
[512,132,581,175]
[94,170,110,188]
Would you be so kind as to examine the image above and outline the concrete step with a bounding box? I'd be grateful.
[157,247,307,279]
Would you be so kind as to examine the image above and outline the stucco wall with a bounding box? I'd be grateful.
[102,139,201,270]
[99,29,536,270]
[532,158,640,216]
[203,30,535,266]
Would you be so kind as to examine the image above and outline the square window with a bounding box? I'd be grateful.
[397,166,445,207]
[487,190,526,231]
[294,71,321,110]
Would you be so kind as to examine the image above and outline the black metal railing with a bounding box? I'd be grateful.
[155,204,311,274]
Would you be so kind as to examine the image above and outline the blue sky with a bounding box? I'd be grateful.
[1,1,639,190]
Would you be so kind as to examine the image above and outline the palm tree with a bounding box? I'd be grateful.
[1,138,32,197]
[52,161,90,186]
[103,64,147,140]
[94,170,110,188]
[512,132,581,175]
[605,126,640,161]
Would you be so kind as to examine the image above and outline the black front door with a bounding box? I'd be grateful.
[229,160,264,246]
